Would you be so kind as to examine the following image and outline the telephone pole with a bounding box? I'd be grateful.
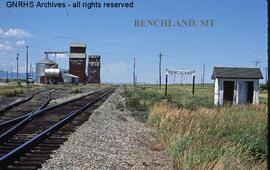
[265,67,268,85]
[30,63,32,78]
[267,1,270,168]
[26,46,29,87]
[16,53,19,83]
[202,64,205,87]
[11,67,13,80]
[6,71,8,83]
[158,52,163,89]
[133,58,136,86]
[252,60,261,67]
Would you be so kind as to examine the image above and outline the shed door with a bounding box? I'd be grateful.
[247,81,254,103]
[224,81,234,104]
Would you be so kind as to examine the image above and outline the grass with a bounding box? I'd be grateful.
[149,103,266,169]
[122,84,267,169]
[0,83,112,97]
[70,83,113,94]
[123,84,213,111]
[259,89,267,105]
[0,84,30,97]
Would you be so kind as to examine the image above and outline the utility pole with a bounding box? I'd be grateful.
[266,67,268,85]
[26,46,29,87]
[11,67,13,80]
[252,61,261,67]
[158,52,163,89]
[202,64,205,87]
[16,53,19,83]
[30,63,32,78]
[6,71,8,83]
[267,1,270,168]
[165,72,168,96]
[133,58,136,86]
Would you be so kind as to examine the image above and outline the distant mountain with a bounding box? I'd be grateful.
[0,70,36,80]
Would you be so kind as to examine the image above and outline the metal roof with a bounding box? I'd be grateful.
[63,73,79,78]
[37,57,57,65]
[211,67,263,79]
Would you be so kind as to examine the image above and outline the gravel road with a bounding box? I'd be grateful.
[41,88,173,170]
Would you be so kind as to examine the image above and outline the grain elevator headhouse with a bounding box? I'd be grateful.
[88,55,101,84]
[69,43,87,83]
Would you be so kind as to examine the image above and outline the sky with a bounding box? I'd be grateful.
[0,0,267,84]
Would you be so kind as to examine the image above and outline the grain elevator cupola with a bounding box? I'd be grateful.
[69,43,87,83]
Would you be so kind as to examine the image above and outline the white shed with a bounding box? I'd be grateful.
[62,73,80,84]
[212,67,263,106]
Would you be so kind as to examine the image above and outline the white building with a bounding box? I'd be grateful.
[212,67,263,106]
[62,73,79,84]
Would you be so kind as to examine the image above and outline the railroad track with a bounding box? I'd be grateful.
[0,88,114,170]
[0,89,61,134]
[0,89,52,115]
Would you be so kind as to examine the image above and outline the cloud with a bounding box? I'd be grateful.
[2,28,32,38]
[16,40,25,46]
[0,28,3,35]
[0,42,13,50]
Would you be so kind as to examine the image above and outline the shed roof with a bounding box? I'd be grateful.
[63,73,79,78]
[211,67,263,79]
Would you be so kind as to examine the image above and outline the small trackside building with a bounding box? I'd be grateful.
[211,67,263,106]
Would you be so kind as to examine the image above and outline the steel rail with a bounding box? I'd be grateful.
[0,88,105,143]
[0,89,59,130]
[0,89,52,115]
[0,88,113,168]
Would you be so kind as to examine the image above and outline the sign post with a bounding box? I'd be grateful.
[165,71,168,97]
[166,69,196,95]
[192,74,195,95]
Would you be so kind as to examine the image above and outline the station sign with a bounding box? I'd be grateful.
[166,69,195,76]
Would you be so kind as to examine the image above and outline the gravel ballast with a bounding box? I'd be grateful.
[41,88,173,170]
